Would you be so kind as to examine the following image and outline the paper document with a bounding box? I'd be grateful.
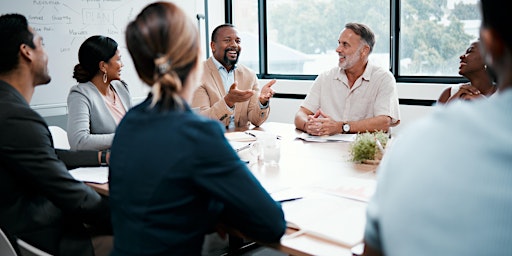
[228,141,253,152]
[282,195,367,247]
[314,177,377,202]
[225,132,257,142]
[296,132,356,142]
[270,187,308,203]
[69,167,109,184]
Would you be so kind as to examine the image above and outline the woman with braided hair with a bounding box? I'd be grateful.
[108,2,285,255]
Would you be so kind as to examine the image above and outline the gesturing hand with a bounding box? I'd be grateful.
[224,81,254,107]
[259,79,276,105]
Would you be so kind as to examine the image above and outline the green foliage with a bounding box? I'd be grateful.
[451,2,480,20]
[374,131,389,148]
[268,0,389,54]
[350,131,389,163]
[267,0,474,75]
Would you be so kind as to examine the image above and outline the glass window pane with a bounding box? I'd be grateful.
[266,0,390,75]
[399,0,480,76]
[232,0,260,74]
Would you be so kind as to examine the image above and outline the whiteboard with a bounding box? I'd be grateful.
[0,0,205,107]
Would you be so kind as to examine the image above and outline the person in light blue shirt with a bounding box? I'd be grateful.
[363,1,512,255]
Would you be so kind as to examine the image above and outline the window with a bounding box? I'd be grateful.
[399,0,480,76]
[234,0,390,75]
[231,0,481,80]
[232,0,260,73]
[270,0,391,75]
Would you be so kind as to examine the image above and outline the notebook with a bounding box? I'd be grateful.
[69,166,109,184]
[281,194,367,247]
[225,132,257,142]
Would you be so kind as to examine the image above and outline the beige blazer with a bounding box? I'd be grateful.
[191,57,270,127]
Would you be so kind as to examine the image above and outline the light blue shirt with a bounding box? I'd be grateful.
[211,57,236,129]
[365,89,512,255]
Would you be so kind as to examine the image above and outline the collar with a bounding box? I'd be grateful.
[336,60,374,82]
[360,60,374,81]
[211,57,237,72]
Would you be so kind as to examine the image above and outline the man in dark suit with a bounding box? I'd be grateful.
[0,14,111,256]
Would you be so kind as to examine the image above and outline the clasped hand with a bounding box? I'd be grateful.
[448,84,483,102]
[305,109,338,136]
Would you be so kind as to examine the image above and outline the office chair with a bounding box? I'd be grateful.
[16,239,52,256]
[0,228,17,256]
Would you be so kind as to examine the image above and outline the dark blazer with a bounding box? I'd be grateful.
[109,97,285,255]
[0,81,111,256]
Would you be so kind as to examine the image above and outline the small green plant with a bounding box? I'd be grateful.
[349,131,389,163]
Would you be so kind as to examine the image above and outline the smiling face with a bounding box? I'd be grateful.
[27,26,51,86]
[459,41,485,77]
[336,28,369,70]
[102,49,123,82]
[211,26,241,70]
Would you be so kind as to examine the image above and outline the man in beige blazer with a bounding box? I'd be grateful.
[192,24,276,128]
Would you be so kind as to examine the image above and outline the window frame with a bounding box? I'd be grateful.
[226,0,468,85]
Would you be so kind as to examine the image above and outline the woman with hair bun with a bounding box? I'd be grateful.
[108,2,285,255]
[67,35,132,150]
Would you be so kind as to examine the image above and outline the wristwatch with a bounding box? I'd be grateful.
[100,151,108,166]
[342,122,350,134]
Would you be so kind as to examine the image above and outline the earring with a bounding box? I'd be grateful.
[103,71,108,84]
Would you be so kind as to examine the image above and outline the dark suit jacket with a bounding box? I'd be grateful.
[191,57,270,127]
[0,81,111,255]
[109,97,285,255]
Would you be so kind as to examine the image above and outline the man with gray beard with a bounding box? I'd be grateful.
[295,23,400,136]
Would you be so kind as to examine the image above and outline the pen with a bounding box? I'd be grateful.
[245,131,257,138]
[235,143,252,152]
[246,131,282,140]
[278,197,303,203]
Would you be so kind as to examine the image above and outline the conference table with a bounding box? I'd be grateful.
[87,122,378,256]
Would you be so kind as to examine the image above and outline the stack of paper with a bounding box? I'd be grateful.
[296,133,357,142]
[225,132,257,142]
[281,194,367,247]
[315,177,377,202]
[228,141,253,152]
[69,166,109,184]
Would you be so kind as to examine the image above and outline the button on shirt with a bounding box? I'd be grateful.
[211,57,236,129]
[301,61,400,124]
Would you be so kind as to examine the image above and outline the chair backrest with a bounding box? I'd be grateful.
[17,239,52,256]
[48,126,70,150]
[0,228,17,256]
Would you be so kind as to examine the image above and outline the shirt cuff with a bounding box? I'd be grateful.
[259,101,269,109]
[225,102,235,112]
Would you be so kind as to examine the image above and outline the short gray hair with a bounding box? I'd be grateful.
[345,22,375,53]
